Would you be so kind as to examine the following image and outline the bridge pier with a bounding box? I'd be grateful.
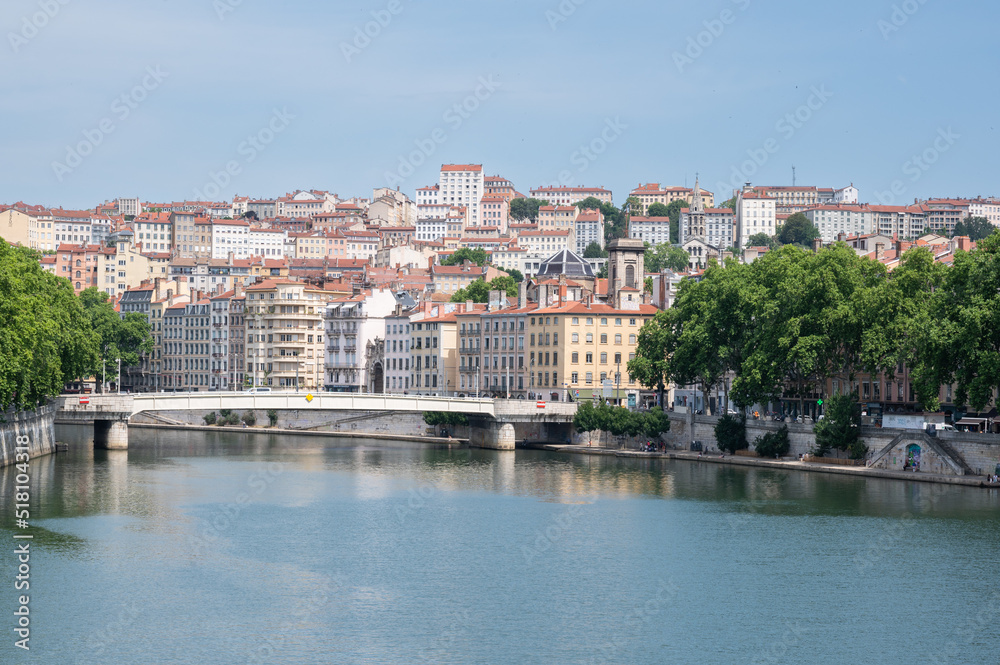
[470,422,516,451]
[94,419,129,450]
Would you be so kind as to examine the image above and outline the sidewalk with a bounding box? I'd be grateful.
[527,443,992,488]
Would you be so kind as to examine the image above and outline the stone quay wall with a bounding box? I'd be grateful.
[0,403,57,468]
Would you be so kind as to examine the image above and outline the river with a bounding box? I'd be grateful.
[1,425,998,664]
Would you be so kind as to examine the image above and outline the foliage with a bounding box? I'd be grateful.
[714,414,747,454]
[952,216,996,241]
[450,276,517,303]
[720,196,737,211]
[596,263,608,279]
[753,425,790,458]
[776,213,821,247]
[813,393,863,458]
[80,287,153,387]
[644,276,653,294]
[745,232,777,249]
[644,243,690,273]
[267,409,278,426]
[0,243,97,411]
[583,242,608,259]
[423,411,468,426]
[440,248,490,267]
[573,402,669,444]
[503,267,524,282]
[226,412,241,426]
[509,198,549,222]
[642,200,686,244]
[219,409,232,419]
[574,197,605,212]
[242,411,257,426]
[203,411,217,425]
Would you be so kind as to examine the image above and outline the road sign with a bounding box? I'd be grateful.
[536,400,546,409]
[79,397,89,405]
[306,393,314,403]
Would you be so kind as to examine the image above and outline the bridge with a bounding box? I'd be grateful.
[56,393,578,450]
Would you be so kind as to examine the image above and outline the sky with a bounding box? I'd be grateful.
[1,0,997,210]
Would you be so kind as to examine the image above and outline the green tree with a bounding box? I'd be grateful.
[80,287,153,388]
[574,197,605,212]
[573,401,601,445]
[664,199,688,244]
[644,243,690,273]
[745,232,777,249]
[628,309,676,410]
[503,267,524,282]
[450,279,491,303]
[583,242,608,258]
[776,213,821,247]
[509,198,549,222]
[813,392,864,459]
[753,425,790,458]
[646,202,671,217]
[714,414,747,454]
[952,216,996,241]
[440,248,490,267]
[720,196,737,211]
[644,276,653,294]
[0,244,97,410]
[488,276,518,298]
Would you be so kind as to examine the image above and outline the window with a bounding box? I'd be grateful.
[600,333,607,344]
[571,372,578,383]
[586,333,593,343]
[530,334,535,346]
[586,317,593,325]
[572,317,579,324]
[615,318,622,326]
[615,334,622,344]
[585,352,593,363]
[600,318,608,325]
[571,333,579,343]
[586,372,593,384]
[600,352,607,364]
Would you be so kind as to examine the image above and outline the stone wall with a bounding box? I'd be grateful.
[131,408,431,437]
[0,403,57,467]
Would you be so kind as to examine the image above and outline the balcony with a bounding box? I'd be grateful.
[327,345,341,352]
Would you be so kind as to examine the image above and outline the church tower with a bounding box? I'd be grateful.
[606,234,645,311]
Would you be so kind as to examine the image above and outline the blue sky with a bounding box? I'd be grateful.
[2,0,997,209]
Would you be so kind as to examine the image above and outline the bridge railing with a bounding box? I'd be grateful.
[130,392,497,417]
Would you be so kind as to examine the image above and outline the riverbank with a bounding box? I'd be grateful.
[526,443,995,488]
[127,422,467,446]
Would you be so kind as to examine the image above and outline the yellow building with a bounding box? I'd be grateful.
[409,307,459,395]
[524,299,656,403]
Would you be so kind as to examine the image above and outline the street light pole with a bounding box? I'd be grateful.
[117,358,121,394]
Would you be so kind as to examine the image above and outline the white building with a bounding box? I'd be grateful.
[801,204,874,242]
[574,210,604,255]
[415,217,448,242]
[437,164,484,226]
[968,197,1000,226]
[385,302,422,394]
[735,189,777,249]
[249,228,287,258]
[324,289,397,393]
[211,218,251,260]
[529,186,613,206]
[116,197,142,217]
[629,216,672,246]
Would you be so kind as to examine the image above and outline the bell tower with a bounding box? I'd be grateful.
[606,236,645,310]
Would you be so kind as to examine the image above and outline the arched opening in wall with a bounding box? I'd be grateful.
[371,362,384,394]
[904,443,921,471]
[625,264,635,288]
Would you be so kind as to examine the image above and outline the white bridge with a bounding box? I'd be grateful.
[56,393,578,451]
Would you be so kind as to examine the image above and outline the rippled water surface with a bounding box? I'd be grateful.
[1,426,998,664]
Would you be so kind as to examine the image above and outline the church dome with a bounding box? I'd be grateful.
[536,249,595,278]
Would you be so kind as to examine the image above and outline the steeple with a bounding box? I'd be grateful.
[692,174,704,214]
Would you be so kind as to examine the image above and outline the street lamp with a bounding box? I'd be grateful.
[117,358,121,394]
[615,353,621,407]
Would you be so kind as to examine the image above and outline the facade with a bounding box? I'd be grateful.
[606,238,645,309]
[574,210,604,255]
[682,208,735,249]
[630,184,715,214]
[629,216,672,246]
[437,164,484,226]
[537,205,579,230]
[968,197,1000,226]
[385,307,418,394]
[324,289,396,393]
[249,228,286,258]
[479,195,509,232]
[529,186,613,206]
[735,189,777,249]
[802,204,874,242]
[409,308,459,395]
[134,212,173,253]
[415,217,448,242]
[430,261,492,295]
[245,279,333,391]
[519,229,575,271]
[211,218,251,260]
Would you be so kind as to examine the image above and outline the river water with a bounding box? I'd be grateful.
[1,425,998,664]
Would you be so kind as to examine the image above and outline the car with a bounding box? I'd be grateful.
[244,387,272,394]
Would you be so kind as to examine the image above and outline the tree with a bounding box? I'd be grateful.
[646,202,671,218]
[503,267,524,283]
[574,197,605,212]
[627,309,676,410]
[720,196,737,211]
[80,287,153,388]
[450,279,491,303]
[714,414,747,454]
[664,199,688,244]
[0,244,97,410]
[583,242,608,259]
[596,263,608,279]
[423,411,469,426]
[952,216,996,241]
[776,213,821,247]
[753,425,790,458]
[509,198,549,222]
[573,401,601,445]
[441,248,490,267]
[644,276,653,294]
[745,232,777,249]
[488,276,518,298]
[644,243,690,273]
[813,392,864,459]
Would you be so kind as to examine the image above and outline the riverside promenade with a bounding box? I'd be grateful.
[527,443,994,488]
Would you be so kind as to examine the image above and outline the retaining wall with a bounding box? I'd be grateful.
[0,403,57,468]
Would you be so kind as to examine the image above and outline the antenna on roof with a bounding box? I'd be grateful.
[792,166,796,187]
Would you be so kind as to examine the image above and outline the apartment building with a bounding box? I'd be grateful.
[529,186,613,206]
[920,199,969,235]
[211,218,251,260]
[133,212,173,253]
[629,216,672,246]
[437,164,484,226]
[537,205,579,230]
[324,289,396,393]
[430,260,495,295]
[968,197,1000,225]
[244,279,334,390]
[801,204,874,242]
[209,287,246,391]
[735,189,777,249]
[416,217,448,242]
[574,209,604,255]
[54,243,115,293]
[630,184,715,214]
[480,195,509,232]
[484,176,518,201]
[249,228,286,258]
[409,307,459,395]
[160,298,212,391]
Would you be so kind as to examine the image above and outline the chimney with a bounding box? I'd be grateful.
[812,238,822,253]
[466,300,474,313]
[517,280,527,309]
[875,243,886,261]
